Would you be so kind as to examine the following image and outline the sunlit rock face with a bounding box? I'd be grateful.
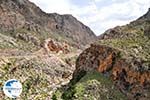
[73,44,150,100]
[72,8,150,100]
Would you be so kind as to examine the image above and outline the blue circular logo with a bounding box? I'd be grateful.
[3,79,22,98]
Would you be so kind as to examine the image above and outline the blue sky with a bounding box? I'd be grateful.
[29,0,150,35]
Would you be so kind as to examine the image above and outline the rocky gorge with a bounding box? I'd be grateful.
[0,0,149,100]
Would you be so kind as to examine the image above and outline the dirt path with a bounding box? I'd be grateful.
[0,48,80,60]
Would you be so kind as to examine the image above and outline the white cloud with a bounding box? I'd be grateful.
[78,0,150,35]
[29,0,150,35]
[94,0,102,2]
[30,0,72,14]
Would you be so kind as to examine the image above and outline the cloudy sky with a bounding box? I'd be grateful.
[29,0,150,35]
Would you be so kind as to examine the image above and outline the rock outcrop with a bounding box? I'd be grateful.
[67,9,150,100]
[44,38,70,54]
[73,44,150,99]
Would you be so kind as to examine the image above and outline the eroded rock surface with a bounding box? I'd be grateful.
[73,44,150,100]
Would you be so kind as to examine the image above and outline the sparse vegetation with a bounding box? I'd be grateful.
[52,71,127,100]
[97,31,150,65]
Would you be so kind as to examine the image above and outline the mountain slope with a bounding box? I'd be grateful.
[138,8,150,20]
[0,0,96,99]
[0,0,96,47]
[98,9,150,62]
[53,9,150,100]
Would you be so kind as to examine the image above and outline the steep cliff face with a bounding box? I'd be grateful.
[0,0,96,46]
[53,9,150,100]
[73,44,150,99]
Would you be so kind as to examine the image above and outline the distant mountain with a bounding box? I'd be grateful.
[138,8,150,20]
[0,0,97,48]
[99,8,150,39]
